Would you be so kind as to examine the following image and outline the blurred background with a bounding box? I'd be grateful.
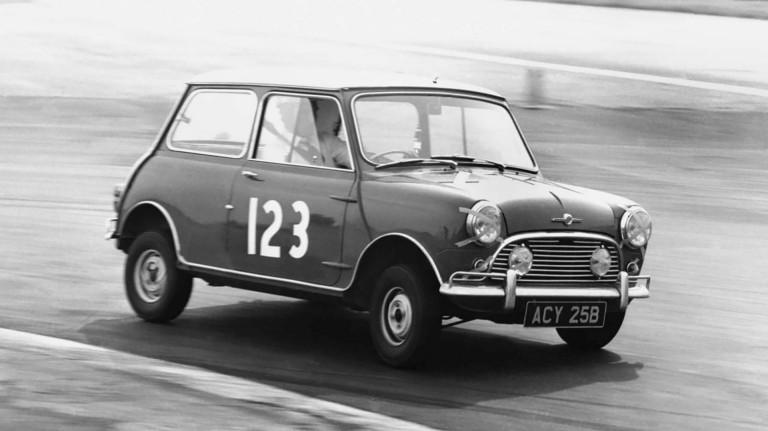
[1,0,767,429]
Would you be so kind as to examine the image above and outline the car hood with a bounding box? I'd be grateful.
[368,168,633,236]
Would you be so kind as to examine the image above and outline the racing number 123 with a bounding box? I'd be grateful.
[247,198,309,259]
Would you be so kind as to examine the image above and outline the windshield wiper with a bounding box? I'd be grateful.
[374,158,458,170]
[430,154,506,173]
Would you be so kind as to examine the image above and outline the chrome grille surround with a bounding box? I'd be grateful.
[490,232,622,285]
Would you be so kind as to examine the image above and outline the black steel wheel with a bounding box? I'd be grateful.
[369,264,440,367]
[124,231,192,323]
[556,311,626,350]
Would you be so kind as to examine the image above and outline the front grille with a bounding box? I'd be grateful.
[491,237,620,284]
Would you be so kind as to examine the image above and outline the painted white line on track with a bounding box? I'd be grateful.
[383,43,768,98]
[0,327,435,431]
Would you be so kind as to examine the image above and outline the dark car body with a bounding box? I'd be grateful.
[108,69,652,366]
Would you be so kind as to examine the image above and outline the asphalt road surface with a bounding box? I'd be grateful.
[1,1,767,429]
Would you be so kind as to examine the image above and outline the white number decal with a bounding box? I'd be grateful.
[290,201,310,258]
[247,198,310,259]
[248,198,258,255]
[261,200,282,258]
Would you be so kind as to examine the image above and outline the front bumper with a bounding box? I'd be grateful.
[439,270,650,313]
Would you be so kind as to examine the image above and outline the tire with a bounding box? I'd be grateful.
[369,264,441,367]
[124,231,192,323]
[556,311,626,350]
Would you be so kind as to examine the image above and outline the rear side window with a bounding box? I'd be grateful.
[167,89,258,157]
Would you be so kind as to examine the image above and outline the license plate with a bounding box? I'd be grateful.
[524,301,607,328]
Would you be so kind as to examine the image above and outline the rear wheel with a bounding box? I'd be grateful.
[124,231,192,322]
[557,311,626,350]
[369,264,441,367]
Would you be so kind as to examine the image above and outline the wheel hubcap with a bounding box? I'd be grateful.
[135,249,167,303]
[381,287,412,346]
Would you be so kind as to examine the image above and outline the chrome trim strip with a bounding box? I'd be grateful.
[349,91,538,172]
[247,91,355,172]
[183,261,347,292]
[349,232,444,285]
[186,232,442,292]
[120,201,183,252]
[165,89,258,159]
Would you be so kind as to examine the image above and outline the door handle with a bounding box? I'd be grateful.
[242,170,262,181]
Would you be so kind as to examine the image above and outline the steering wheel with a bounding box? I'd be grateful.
[370,149,418,163]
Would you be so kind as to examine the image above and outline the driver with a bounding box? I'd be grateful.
[312,99,351,169]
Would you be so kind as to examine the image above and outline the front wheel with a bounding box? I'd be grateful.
[556,311,626,350]
[124,231,192,323]
[369,264,440,367]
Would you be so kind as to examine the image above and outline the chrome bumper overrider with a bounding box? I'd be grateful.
[439,270,650,312]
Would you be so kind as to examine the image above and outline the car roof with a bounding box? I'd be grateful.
[189,68,503,98]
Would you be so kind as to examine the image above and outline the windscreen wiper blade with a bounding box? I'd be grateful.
[374,158,458,170]
[431,154,506,173]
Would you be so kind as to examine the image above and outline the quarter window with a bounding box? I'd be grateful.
[168,90,258,157]
[255,95,351,169]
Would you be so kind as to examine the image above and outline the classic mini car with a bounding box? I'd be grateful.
[107,69,652,367]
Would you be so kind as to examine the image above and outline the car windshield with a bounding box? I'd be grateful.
[354,94,535,171]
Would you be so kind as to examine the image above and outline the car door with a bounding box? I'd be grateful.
[226,92,356,287]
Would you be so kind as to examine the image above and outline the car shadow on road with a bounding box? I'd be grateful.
[79,297,644,411]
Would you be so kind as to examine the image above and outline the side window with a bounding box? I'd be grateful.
[168,90,258,157]
[255,95,351,169]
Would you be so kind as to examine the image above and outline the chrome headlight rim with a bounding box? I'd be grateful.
[620,206,652,248]
[464,201,503,246]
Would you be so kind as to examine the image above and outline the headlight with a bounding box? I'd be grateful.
[621,206,652,248]
[465,201,502,245]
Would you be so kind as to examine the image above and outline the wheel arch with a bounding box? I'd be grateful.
[344,233,442,311]
[118,201,180,253]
